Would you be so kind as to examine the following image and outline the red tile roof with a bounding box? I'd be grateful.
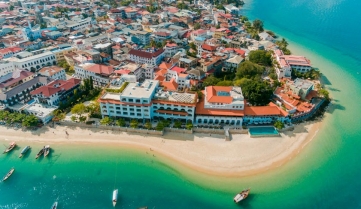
[83,64,114,75]
[31,78,81,97]
[160,78,178,91]
[201,43,217,51]
[170,66,186,74]
[129,49,164,59]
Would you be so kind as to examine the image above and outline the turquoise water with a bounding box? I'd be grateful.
[249,126,279,136]
[2,0,361,208]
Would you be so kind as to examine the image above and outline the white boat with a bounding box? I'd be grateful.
[112,189,118,207]
[3,168,15,181]
[50,201,58,209]
[233,188,250,203]
[44,145,50,157]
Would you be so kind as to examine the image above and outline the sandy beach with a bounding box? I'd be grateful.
[0,120,323,177]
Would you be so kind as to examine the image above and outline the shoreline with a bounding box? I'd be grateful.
[0,118,324,178]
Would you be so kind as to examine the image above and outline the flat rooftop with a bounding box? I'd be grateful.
[102,92,121,100]
[154,90,197,104]
[25,103,57,118]
[121,80,159,99]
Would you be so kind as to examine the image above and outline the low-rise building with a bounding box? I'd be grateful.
[0,75,50,111]
[38,66,66,81]
[75,63,114,86]
[30,78,81,106]
[195,86,244,126]
[274,49,312,79]
[128,48,165,66]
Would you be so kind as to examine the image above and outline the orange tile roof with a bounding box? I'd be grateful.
[158,62,173,70]
[196,93,244,116]
[244,105,284,116]
[160,78,178,91]
[206,86,233,104]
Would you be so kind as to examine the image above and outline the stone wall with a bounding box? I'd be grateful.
[59,121,164,136]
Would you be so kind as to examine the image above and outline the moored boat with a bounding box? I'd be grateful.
[50,201,58,209]
[2,168,15,181]
[44,145,50,157]
[112,189,118,207]
[36,147,45,159]
[19,146,31,158]
[233,188,250,203]
[3,142,16,154]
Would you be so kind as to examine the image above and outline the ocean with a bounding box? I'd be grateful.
[2,0,361,208]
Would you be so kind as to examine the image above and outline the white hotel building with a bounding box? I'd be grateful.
[4,51,57,72]
[99,80,197,122]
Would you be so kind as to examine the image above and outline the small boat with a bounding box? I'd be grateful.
[233,188,250,203]
[138,207,148,209]
[44,145,50,157]
[112,189,118,207]
[35,147,45,159]
[19,146,31,158]
[3,142,16,154]
[2,168,15,181]
[50,201,58,209]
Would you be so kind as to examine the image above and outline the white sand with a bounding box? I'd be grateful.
[0,120,322,177]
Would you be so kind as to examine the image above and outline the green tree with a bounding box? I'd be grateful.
[319,89,330,100]
[79,116,87,122]
[276,38,291,55]
[234,78,252,87]
[22,115,39,127]
[236,61,265,79]
[174,120,182,128]
[145,121,152,130]
[252,19,264,32]
[216,80,233,86]
[100,116,111,125]
[186,121,193,130]
[9,5,14,10]
[40,22,47,29]
[274,120,285,130]
[240,16,248,23]
[156,122,164,131]
[193,22,201,30]
[189,42,197,51]
[130,119,139,128]
[202,75,221,87]
[248,50,272,66]
[52,109,66,122]
[241,80,273,106]
[70,115,78,122]
[116,118,126,127]
[71,103,86,116]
